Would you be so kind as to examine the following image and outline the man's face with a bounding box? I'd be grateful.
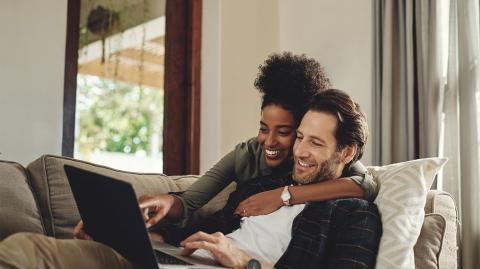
[292,111,346,184]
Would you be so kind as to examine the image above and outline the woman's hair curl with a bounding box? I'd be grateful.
[254,52,331,125]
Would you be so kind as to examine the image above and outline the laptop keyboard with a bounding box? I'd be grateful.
[154,249,192,265]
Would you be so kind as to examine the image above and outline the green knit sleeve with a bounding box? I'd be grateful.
[174,138,260,220]
[176,149,237,215]
[343,161,378,201]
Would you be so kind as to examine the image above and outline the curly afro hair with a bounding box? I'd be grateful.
[254,52,331,125]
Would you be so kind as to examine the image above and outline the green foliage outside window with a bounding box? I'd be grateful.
[76,75,163,157]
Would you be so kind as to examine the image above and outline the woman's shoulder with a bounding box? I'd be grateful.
[232,137,266,182]
[234,137,262,155]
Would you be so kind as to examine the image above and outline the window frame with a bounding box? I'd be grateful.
[62,0,201,175]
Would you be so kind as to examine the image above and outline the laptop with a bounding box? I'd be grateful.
[64,164,227,269]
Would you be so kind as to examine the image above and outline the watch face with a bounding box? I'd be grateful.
[281,192,291,201]
[246,259,262,269]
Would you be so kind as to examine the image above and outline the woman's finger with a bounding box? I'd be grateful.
[146,209,167,228]
[73,220,83,236]
[139,199,158,209]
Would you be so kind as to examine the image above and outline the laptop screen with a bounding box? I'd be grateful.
[64,164,159,269]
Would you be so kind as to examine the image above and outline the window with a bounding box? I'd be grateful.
[63,0,201,174]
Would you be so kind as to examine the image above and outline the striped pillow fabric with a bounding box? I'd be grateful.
[368,158,447,269]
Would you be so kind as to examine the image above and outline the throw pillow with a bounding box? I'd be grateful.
[368,158,447,269]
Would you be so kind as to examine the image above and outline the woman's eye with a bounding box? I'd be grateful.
[259,127,268,133]
[296,136,303,140]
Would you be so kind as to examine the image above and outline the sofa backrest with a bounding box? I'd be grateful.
[25,155,233,239]
[0,160,45,239]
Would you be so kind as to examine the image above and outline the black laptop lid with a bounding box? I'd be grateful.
[64,165,158,269]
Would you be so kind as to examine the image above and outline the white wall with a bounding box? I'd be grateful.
[0,1,67,165]
[201,0,374,172]
[0,0,373,169]
[201,0,280,173]
[279,0,374,165]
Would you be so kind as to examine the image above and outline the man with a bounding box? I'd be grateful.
[152,89,381,269]
[0,89,381,269]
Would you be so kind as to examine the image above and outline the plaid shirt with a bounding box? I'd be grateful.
[159,174,381,269]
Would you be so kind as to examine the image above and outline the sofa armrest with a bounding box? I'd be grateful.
[414,190,458,269]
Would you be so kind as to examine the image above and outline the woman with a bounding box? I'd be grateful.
[137,52,376,233]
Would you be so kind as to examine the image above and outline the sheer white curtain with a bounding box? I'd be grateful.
[440,0,480,267]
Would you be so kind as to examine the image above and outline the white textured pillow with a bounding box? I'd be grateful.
[368,158,447,269]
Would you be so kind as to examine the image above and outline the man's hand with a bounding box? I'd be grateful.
[138,194,180,228]
[73,220,92,240]
[234,187,283,217]
[179,232,252,269]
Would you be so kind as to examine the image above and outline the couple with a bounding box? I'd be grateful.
[76,53,381,268]
[0,53,381,269]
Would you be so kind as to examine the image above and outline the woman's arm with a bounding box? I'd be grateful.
[178,150,238,212]
[235,178,364,216]
[138,150,238,228]
[343,161,377,201]
[235,161,377,216]
[289,177,363,204]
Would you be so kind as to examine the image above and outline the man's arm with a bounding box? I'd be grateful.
[180,231,274,269]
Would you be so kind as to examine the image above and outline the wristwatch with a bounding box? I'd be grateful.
[246,258,261,269]
[280,185,292,206]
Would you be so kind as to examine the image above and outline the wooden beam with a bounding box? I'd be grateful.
[163,0,201,175]
[79,59,164,89]
[115,48,164,66]
[62,0,80,157]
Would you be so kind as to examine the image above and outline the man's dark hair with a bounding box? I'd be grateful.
[308,89,368,164]
[254,52,331,126]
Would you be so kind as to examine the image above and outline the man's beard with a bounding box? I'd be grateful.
[293,152,342,185]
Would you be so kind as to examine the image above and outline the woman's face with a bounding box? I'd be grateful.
[257,104,297,168]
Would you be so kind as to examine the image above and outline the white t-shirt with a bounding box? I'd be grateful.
[194,204,305,264]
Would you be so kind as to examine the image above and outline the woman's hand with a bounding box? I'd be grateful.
[73,220,92,240]
[138,194,176,228]
[234,187,283,217]
[179,231,252,269]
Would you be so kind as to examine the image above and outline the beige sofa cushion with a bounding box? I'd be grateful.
[26,155,200,239]
[414,213,446,269]
[0,160,45,239]
[423,190,458,269]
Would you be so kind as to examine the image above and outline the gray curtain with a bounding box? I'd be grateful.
[373,0,443,165]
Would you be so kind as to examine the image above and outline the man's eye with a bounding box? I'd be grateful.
[259,128,268,133]
[279,131,292,136]
[312,141,323,147]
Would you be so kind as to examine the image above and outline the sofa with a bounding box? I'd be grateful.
[0,155,458,268]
